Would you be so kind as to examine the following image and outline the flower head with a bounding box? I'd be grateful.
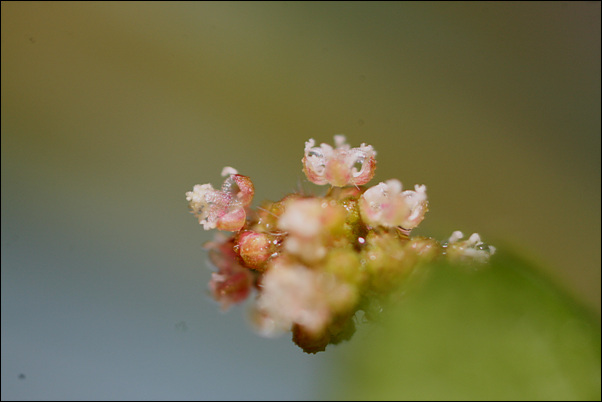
[302,135,376,187]
[444,231,496,264]
[185,134,495,353]
[359,180,428,230]
[186,167,254,231]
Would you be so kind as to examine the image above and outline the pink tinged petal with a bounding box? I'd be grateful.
[216,206,247,232]
[359,180,410,228]
[302,139,331,185]
[347,143,377,186]
[221,174,255,207]
[400,184,428,229]
[303,158,330,185]
[230,174,255,207]
[350,152,376,186]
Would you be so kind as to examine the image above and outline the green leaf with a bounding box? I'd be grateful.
[330,251,601,400]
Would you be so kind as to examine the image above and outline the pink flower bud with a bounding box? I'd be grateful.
[216,205,247,232]
[236,230,276,271]
[209,270,253,311]
[205,235,254,310]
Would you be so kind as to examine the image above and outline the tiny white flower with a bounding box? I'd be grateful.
[446,231,495,263]
[186,168,254,231]
[360,179,428,230]
[256,258,356,335]
[278,198,324,237]
[302,135,376,187]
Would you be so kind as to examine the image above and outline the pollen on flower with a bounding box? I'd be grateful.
[185,134,495,353]
[185,183,222,230]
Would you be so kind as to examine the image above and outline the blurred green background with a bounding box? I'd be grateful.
[1,2,600,400]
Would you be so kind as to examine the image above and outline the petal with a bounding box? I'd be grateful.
[216,206,247,231]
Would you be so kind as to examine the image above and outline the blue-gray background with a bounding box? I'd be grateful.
[2,2,600,400]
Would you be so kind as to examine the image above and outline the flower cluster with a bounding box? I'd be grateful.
[186,136,495,353]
